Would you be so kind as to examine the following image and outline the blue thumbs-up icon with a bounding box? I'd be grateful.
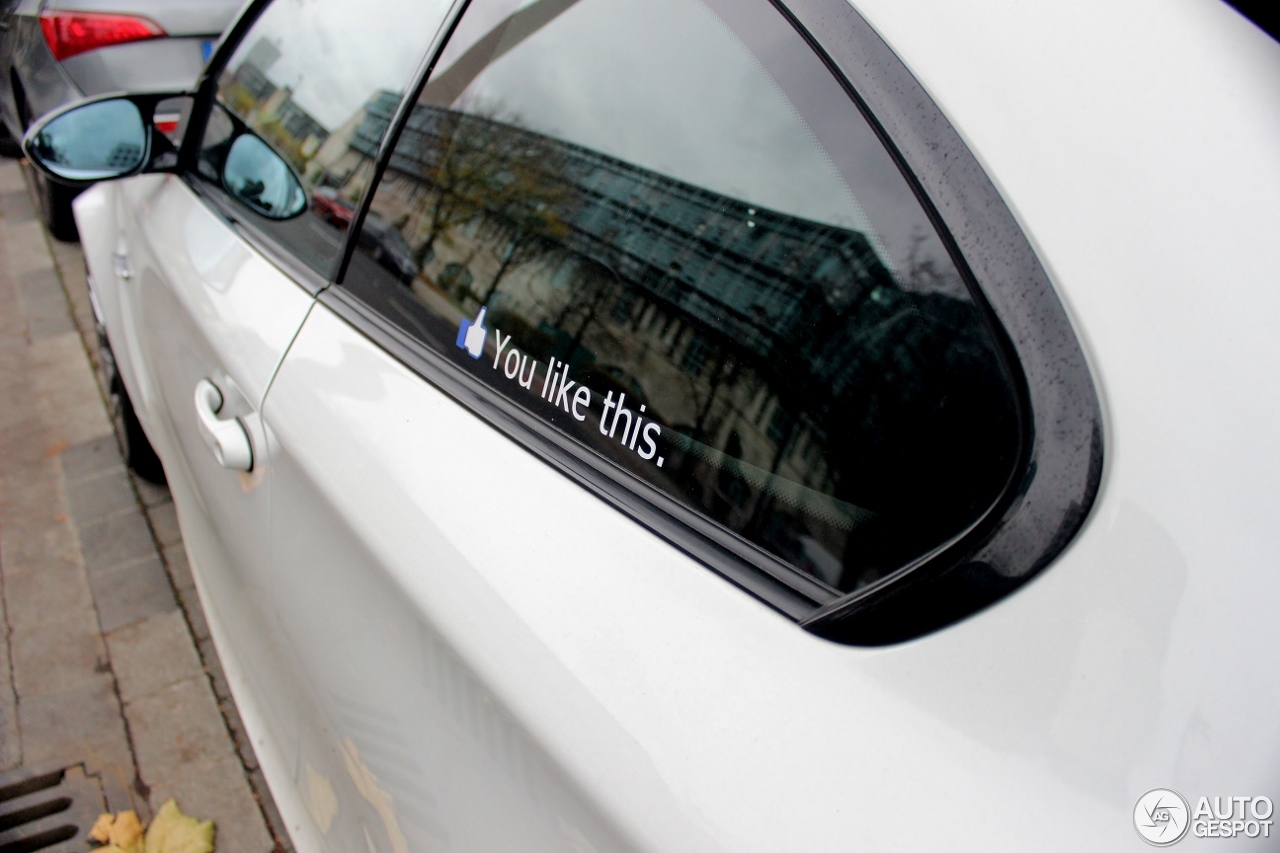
[456,307,488,359]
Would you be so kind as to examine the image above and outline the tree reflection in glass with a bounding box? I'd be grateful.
[345,0,1022,593]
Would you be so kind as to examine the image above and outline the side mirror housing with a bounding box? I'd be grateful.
[23,93,192,185]
[25,93,308,222]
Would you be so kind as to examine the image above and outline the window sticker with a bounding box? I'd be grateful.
[460,309,670,467]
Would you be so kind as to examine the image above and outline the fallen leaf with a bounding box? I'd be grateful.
[110,809,144,851]
[87,812,142,852]
[144,799,214,853]
[90,812,114,843]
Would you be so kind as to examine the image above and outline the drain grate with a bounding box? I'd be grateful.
[0,766,106,853]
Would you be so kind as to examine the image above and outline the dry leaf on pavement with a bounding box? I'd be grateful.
[144,799,215,853]
[88,809,144,852]
[88,800,214,853]
[89,813,115,843]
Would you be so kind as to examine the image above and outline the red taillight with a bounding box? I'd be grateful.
[154,114,180,135]
[39,11,165,62]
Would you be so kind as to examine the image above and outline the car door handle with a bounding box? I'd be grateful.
[112,254,133,280]
[194,379,253,471]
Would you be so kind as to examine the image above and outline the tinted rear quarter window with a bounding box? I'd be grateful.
[342,0,1022,596]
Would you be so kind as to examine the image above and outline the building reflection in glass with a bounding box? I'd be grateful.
[338,99,1019,594]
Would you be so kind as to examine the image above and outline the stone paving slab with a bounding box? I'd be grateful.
[1,555,95,631]
[163,543,196,593]
[134,476,172,509]
[89,555,177,633]
[129,677,237,784]
[16,674,133,780]
[20,268,77,339]
[148,501,184,550]
[153,753,277,853]
[78,510,158,575]
[9,609,107,697]
[28,332,113,447]
[2,169,142,818]
[0,605,17,774]
[106,610,205,704]
[68,468,137,525]
[0,158,289,850]
[4,219,54,277]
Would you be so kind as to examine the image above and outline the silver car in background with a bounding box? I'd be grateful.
[0,0,239,238]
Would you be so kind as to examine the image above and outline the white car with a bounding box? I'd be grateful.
[23,0,1280,849]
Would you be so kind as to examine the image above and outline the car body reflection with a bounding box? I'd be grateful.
[312,186,356,230]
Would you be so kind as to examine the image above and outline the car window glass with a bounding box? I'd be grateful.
[196,0,453,278]
[343,0,1022,594]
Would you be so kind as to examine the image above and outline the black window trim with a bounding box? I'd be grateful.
[174,0,337,294]
[183,0,1103,645]
[781,0,1102,643]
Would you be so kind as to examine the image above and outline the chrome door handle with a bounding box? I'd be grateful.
[194,379,253,471]
[112,254,132,280]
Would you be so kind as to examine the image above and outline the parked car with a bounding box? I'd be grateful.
[310,185,356,229]
[356,211,420,283]
[22,0,1280,849]
[0,0,240,238]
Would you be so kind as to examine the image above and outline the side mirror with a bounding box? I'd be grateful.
[23,93,191,184]
[25,99,148,181]
[221,134,306,219]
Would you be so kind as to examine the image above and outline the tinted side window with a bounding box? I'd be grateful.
[196,0,453,278]
[344,0,1021,595]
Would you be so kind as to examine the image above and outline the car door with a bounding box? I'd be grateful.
[104,1,455,849]
[113,162,315,780]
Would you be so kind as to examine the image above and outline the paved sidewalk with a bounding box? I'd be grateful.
[0,159,291,851]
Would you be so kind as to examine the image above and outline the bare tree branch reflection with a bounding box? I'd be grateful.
[346,99,1018,593]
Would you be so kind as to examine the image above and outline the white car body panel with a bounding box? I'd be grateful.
[69,0,1280,850]
[75,182,160,434]
[264,302,1126,851]
[77,173,321,845]
[852,0,1280,800]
